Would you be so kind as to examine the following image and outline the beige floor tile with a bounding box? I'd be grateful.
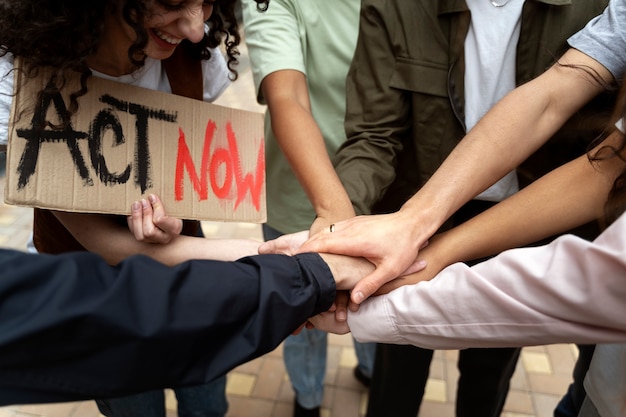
[527,372,572,396]
[251,356,285,400]
[521,350,553,374]
[503,389,535,415]
[225,397,274,417]
[417,400,455,417]
[226,373,256,397]
[338,347,358,369]
[327,387,362,417]
[0,409,14,417]
[531,392,562,417]
[423,378,447,403]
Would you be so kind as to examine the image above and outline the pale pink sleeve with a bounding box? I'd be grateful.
[348,213,626,349]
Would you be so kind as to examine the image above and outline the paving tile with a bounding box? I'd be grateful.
[334,363,369,391]
[444,358,460,404]
[358,391,368,417]
[328,333,354,348]
[338,347,358,369]
[531,392,562,417]
[423,378,447,403]
[503,389,535,415]
[165,389,176,413]
[428,356,445,380]
[224,397,274,417]
[226,373,256,397]
[417,400,455,417]
[527,372,572,396]
[521,350,553,374]
[510,359,530,391]
[277,378,294,404]
[71,400,103,417]
[327,387,361,417]
[545,344,577,376]
[0,408,14,417]
[251,356,285,399]
[271,401,292,417]
[17,402,83,417]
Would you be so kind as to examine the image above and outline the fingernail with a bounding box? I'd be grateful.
[353,291,365,304]
[141,199,149,208]
[149,194,157,203]
[337,310,347,321]
[131,202,140,211]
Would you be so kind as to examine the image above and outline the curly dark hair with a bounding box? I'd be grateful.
[554,61,626,228]
[0,0,269,117]
[588,75,626,227]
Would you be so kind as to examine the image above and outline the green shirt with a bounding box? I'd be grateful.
[242,0,361,233]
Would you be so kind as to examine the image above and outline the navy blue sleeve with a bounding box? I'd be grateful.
[0,249,335,405]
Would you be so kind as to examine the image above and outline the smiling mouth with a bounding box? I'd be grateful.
[152,28,183,45]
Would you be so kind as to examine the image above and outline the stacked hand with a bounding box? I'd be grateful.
[298,213,429,303]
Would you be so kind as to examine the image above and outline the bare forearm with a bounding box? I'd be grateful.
[380,135,622,293]
[400,49,611,241]
[268,100,353,220]
[53,211,261,265]
[263,71,354,223]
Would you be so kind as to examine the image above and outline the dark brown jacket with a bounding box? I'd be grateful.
[336,0,612,217]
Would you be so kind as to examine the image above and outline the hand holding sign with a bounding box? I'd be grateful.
[127,194,183,244]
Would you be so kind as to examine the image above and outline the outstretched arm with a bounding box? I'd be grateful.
[54,210,261,266]
[0,248,372,405]
[300,48,614,304]
[378,130,624,293]
[261,70,355,234]
[347,211,626,349]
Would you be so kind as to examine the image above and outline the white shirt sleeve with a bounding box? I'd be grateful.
[348,212,626,349]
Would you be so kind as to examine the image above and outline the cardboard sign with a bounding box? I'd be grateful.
[5,66,266,222]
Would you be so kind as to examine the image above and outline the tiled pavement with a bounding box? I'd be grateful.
[0,39,582,417]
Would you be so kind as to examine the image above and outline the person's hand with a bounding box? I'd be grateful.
[373,232,457,295]
[307,311,350,335]
[309,215,332,237]
[258,230,309,255]
[127,194,183,244]
[308,204,355,237]
[330,290,358,322]
[319,253,375,291]
[299,212,428,304]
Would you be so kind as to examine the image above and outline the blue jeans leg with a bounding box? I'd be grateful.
[354,341,376,378]
[175,376,229,417]
[96,377,228,417]
[283,329,327,408]
[264,224,326,408]
[264,224,373,404]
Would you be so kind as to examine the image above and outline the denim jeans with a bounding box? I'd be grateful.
[263,224,375,408]
[96,376,228,417]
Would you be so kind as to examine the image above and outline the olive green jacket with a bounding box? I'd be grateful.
[336,0,612,216]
